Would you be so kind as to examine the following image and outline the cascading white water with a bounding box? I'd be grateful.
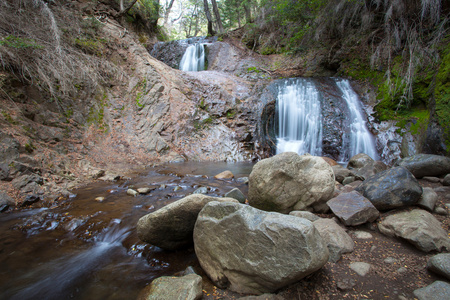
[179,43,205,71]
[335,78,378,160]
[276,79,323,156]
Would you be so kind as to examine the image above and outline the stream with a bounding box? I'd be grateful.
[0,162,253,300]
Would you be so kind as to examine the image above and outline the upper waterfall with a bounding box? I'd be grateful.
[179,43,205,71]
[276,78,323,156]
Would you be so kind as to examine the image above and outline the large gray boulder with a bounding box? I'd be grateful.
[396,154,450,178]
[427,253,450,280]
[355,167,422,210]
[137,194,238,250]
[378,209,450,252]
[313,218,354,262]
[193,201,329,294]
[413,281,450,300]
[248,152,335,213]
[327,191,379,226]
[137,274,202,300]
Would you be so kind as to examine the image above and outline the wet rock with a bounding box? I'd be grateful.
[313,218,354,262]
[347,153,374,169]
[396,154,450,178]
[137,187,156,194]
[214,170,234,179]
[322,157,339,166]
[63,216,89,231]
[332,165,354,184]
[21,194,40,207]
[327,191,379,226]
[236,177,249,184]
[99,173,122,181]
[378,209,450,252]
[349,262,371,276]
[193,201,329,294]
[88,168,105,179]
[137,274,202,300]
[95,196,105,202]
[224,188,246,203]
[137,194,238,250]
[418,187,438,212]
[443,174,450,186]
[193,187,208,194]
[289,211,321,222]
[427,253,450,280]
[355,167,422,210]
[248,153,335,213]
[127,189,139,196]
[413,281,450,300]
[0,191,15,209]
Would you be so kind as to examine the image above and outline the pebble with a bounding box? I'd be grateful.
[422,177,440,183]
[336,278,356,291]
[354,231,373,239]
[349,262,371,276]
[137,188,152,194]
[127,189,139,197]
[434,207,448,215]
[397,267,408,274]
[384,257,397,264]
[95,196,105,202]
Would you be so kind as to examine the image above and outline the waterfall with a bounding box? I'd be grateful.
[276,78,323,156]
[179,43,205,71]
[335,79,378,160]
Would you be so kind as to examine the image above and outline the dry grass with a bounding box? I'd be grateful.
[0,0,119,113]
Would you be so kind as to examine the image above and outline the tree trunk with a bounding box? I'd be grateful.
[211,0,224,33]
[163,0,176,26]
[118,0,139,16]
[243,3,252,23]
[203,0,215,36]
[237,7,241,27]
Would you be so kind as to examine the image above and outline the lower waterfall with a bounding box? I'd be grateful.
[275,78,378,160]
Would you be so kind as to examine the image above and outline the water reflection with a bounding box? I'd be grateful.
[0,162,252,299]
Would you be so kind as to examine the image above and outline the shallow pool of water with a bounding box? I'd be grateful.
[0,162,253,300]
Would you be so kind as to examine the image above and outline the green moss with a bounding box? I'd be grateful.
[24,141,36,153]
[226,109,236,119]
[246,66,261,73]
[394,109,430,135]
[434,39,450,149]
[87,92,109,132]
[1,110,16,124]
[74,37,106,56]
[135,78,148,108]
[0,35,43,49]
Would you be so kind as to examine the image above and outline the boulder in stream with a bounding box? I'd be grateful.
[137,194,238,250]
[193,201,329,294]
[355,167,422,210]
[248,152,335,213]
[395,154,450,178]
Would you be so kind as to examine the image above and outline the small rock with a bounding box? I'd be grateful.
[384,257,397,264]
[236,177,249,184]
[193,187,208,194]
[214,170,234,179]
[99,173,121,181]
[418,187,438,211]
[238,294,284,300]
[354,231,373,239]
[313,218,354,262]
[289,211,321,222]
[342,176,356,185]
[349,262,371,276]
[427,253,450,280]
[413,281,450,300]
[423,176,441,183]
[95,196,105,202]
[443,174,450,186]
[182,266,197,276]
[138,187,154,194]
[336,278,356,291]
[224,188,246,203]
[434,207,448,216]
[137,274,202,300]
[127,189,139,197]
[173,186,183,192]
[0,163,10,180]
[397,267,408,274]
[0,191,15,208]
[327,191,379,226]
